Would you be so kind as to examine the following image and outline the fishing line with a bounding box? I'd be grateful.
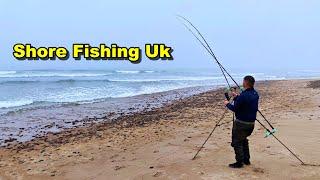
[178,15,320,166]
[176,15,275,130]
[177,17,231,88]
[177,15,236,89]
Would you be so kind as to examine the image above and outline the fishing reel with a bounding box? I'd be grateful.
[224,86,242,101]
[264,128,277,138]
[225,86,244,93]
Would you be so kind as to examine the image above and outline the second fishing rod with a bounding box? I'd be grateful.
[177,15,275,131]
[177,15,309,165]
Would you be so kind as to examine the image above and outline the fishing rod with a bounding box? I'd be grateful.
[177,16,231,88]
[176,15,275,131]
[192,91,236,160]
[191,81,238,159]
[192,109,228,160]
[255,118,304,164]
[177,15,234,89]
[177,15,310,165]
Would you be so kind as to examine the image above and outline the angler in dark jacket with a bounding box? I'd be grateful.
[224,75,259,168]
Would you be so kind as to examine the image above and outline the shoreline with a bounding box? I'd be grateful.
[1,79,320,179]
[0,85,218,146]
[0,78,311,149]
[1,74,319,146]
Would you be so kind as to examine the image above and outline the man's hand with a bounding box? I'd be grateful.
[232,92,239,97]
[224,100,229,106]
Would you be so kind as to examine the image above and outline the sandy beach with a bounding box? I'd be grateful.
[0,79,320,179]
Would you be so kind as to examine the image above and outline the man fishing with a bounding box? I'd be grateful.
[224,75,259,168]
[180,16,306,166]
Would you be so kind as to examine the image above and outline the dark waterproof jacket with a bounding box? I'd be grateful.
[226,88,259,122]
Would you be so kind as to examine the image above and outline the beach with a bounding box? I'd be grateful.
[0,79,320,179]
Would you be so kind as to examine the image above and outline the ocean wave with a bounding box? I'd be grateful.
[0,80,40,85]
[143,70,155,73]
[115,70,141,74]
[0,76,224,85]
[55,79,111,83]
[0,99,84,111]
[0,70,158,78]
[108,76,225,82]
[0,79,112,84]
[115,70,156,74]
[0,100,34,108]
[0,71,16,75]
[0,72,112,78]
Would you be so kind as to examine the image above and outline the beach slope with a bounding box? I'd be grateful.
[0,79,320,179]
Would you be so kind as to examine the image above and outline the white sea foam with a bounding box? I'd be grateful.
[108,76,225,82]
[0,72,111,78]
[144,70,155,73]
[0,100,34,108]
[115,70,140,74]
[0,69,317,110]
[0,71,17,75]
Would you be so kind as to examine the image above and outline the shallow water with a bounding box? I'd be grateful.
[0,69,319,145]
[0,86,216,145]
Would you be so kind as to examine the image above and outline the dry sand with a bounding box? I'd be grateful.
[0,79,320,179]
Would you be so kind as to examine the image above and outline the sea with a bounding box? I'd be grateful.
[0,69,319,145]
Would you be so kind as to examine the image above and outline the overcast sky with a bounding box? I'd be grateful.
[0,0,319,71]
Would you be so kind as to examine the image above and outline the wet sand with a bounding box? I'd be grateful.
[0,79,320,179]
[0,86,215,146]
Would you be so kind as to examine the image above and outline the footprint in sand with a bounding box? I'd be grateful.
[153,172,162,177]
[110,154,119,159]
[252,167,264,173]
[114,165,125,171]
